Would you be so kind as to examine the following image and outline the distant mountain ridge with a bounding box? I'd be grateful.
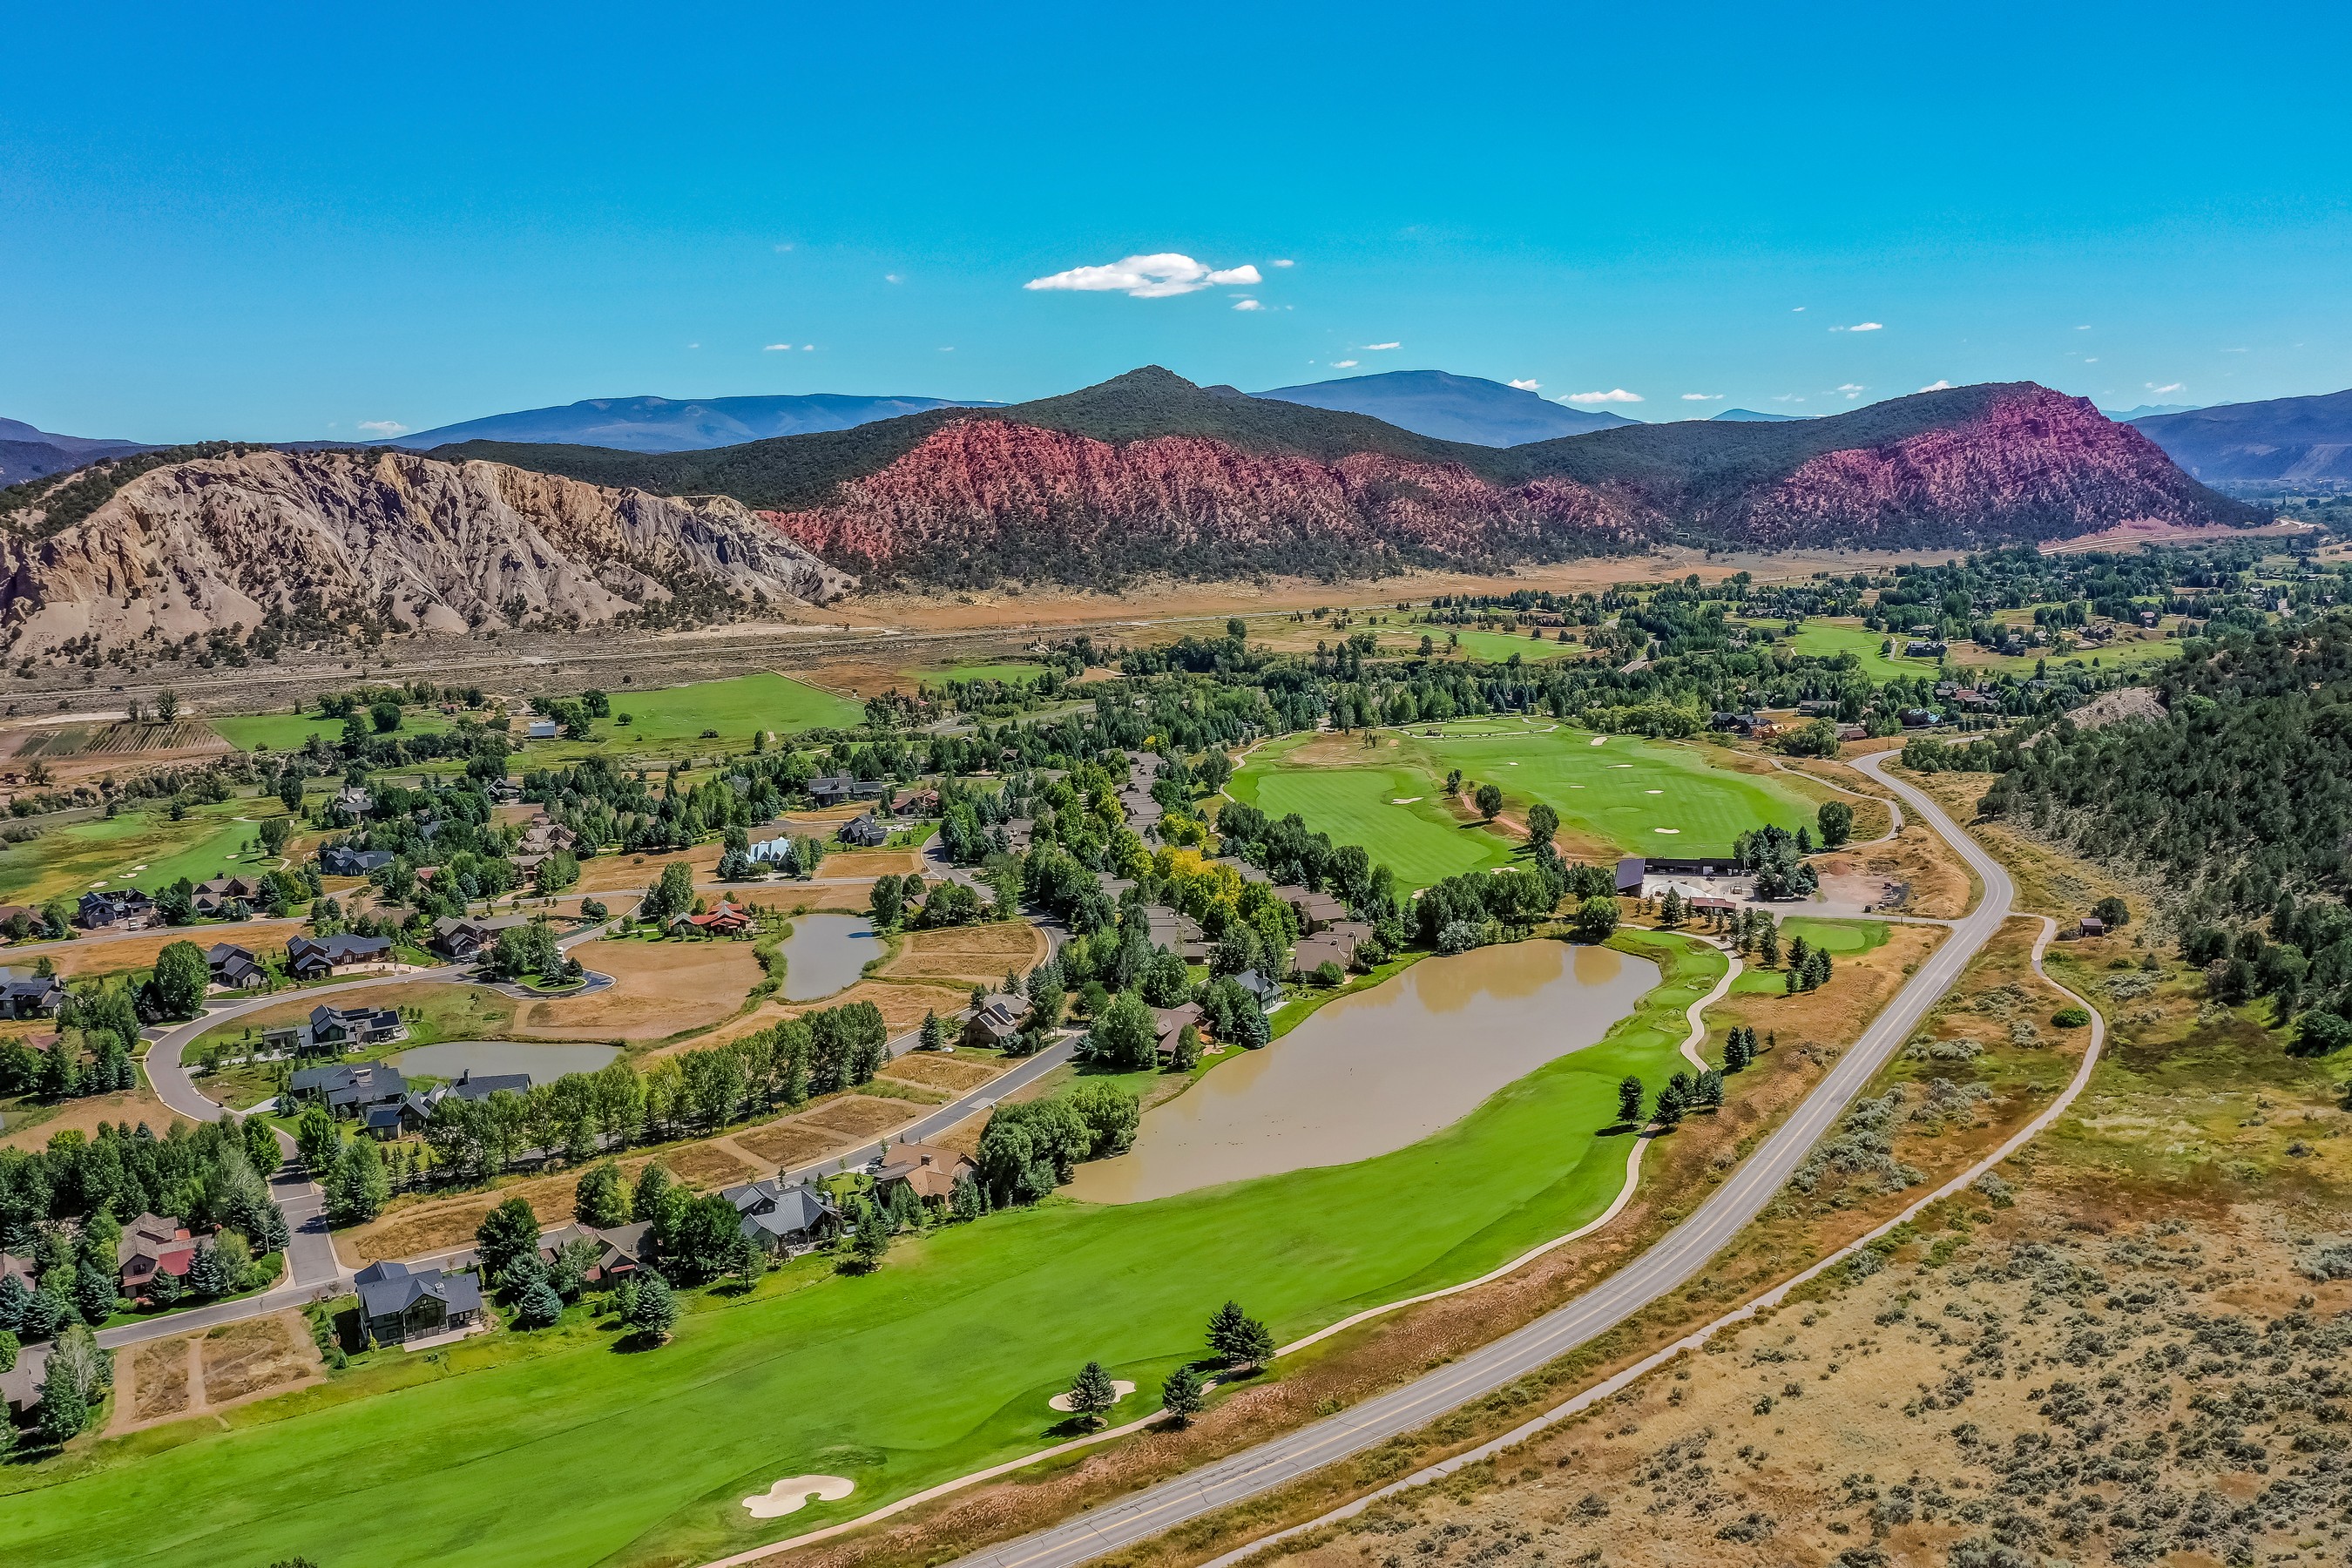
[1249,369,1638,446]
[396,392,997,454]
[0,417,152,485]
[1712,409,1807,423]
[2131,389,2352,482]
[440,367,2260,585]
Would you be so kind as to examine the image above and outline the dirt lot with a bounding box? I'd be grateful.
[575,843,722,896]
[2,1080,188,1152]
[1815,818,1978,919]
[880,1052,1009,1094]
[817,848,930,878]
[26,919,306,981]
[508,937,767,1042]
[794,1093,920,1141]
[877,923,1049,988]
[773,977,977,1035]
[734,1120,849,1168]
[128,1337,193,1424]
[200,1313,320,1403]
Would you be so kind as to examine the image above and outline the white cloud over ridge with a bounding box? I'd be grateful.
[357,420,408,436]
[1917,380,1954,392]
[1681,393,1723,402]
[1508,379,1541,391]
[2147,381,2185,393]
[1024,253,1261,298]
[1332,359,1359,368]
[1831,321,1883,332]
[1566,389,1643,404]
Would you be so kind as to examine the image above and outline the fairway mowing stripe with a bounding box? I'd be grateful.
[697,942,1742,1568]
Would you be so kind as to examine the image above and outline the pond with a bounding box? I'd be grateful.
[1064,939,1660,1205]
[780,912,880,1002]
[391,1039,622,1082]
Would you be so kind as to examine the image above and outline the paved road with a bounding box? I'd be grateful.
[947,754,2009,1568]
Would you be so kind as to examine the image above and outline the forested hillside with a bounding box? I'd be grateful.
[1983,615,2352,1025]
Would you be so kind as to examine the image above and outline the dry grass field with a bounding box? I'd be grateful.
[875,923,1047,987]
[508,937,766,1041]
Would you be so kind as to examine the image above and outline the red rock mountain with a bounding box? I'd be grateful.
[728,375,2259,582]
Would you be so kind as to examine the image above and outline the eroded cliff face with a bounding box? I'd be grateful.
[1736,388,2216,546]
[0,449,852,658]
[760,421,1643,581]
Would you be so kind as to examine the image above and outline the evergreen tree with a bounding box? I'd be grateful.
[1652,1074,1690,1126]
[186,1243,232,1298]
[1617,1075,1646,1125]
[629,1272,679,1342]
[72,1260,114,1324]
[1722,1026,1754,1072]
[576,1159,630,1227]
[1659,887,1685,927]
[37,1351,90,1443]
[514,1275,564,1329]
[1160,1363,1206,1425]
[1206,1299,1274,1367]
[1065,1360,1119,1428]
[329,1138,389,1226]
[1693,1068,1725,1109]
[919,1010,945,1051]
[847,1200,890,1271]
[475,1198,542,1280]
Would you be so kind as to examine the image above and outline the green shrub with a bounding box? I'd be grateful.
[2052,1005,2091,1028]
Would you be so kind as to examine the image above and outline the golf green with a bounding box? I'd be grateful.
[0,934,1725,1568]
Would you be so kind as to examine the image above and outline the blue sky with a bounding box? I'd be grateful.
[3,1,2348,442]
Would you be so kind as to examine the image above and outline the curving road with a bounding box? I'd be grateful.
[940,753,2010,1568]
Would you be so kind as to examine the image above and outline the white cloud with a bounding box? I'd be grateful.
[1792,306,1806,313]
[2146,381,2185,393]
[803,344,814,351]
[1681,393,1724,402]
[1831,321,1884,333]
[686,342,700,349]
[1024,253,1261,298]
[1364,341,1401,351]
[884,273,902,284]
[1332,359,1359,368]
[773,242,794,253]
[939,346,955,352]
[1232,298,1264,311]
[2076,324,2092,330]
[1839,383,1866,398]
[1272,259,1295,267]
[1565,389,1644,404]
[357,420,408,436]
[1917,379,1955,392]
[2085,357,2098,363]
[763,343,792,351]
[1508,379,1541,391]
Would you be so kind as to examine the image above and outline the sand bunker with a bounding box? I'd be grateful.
[1048,1379,1136,1411]
[743,1475,856,1518]
[1390,797,1422,805]
[1654,828,1681,835]
[1646,789,1664,794]
[1589,737,1607,746]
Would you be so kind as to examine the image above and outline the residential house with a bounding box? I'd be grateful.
[893,788,939,818]
[448,1069,531,1101]
[354,1259,485,1346]
[1899,707,1943,728]
[721,1180,841,1253]
[1291,936,1355,977]
[0,902,42,936]
[0,969,64,1018]
[808,773,884,807]
[310,1003,407,1051]
[1001,816,1034,853]
[430,914,529,960]
[1903,639,1947,657]
[525,719,558,740]
[675,900,755,936]
[1095,873,1137,902]
[1232,969,1284,1012]
[1836,724,1869,742]
[284,932,393,980]
[116,1213,197,1298]
[1796,700,1838,716]
[288,1061,409,1118]
[0,1343,45,1418]
[76,888,155,930]
[1208,855,1271,886]
[206,943,267,990]
[837,814,889,848]
[963,991,1027,1049]
[1288,889,1348,933]
[319,845,395,877]
[1143,904,1206,960]
[537,1220,650,1281]
[190,875,264,917]
[334,785,374,816]
[747,835,797,867]
[2078,915,2107,939]
[874,1143,977,1206]
[1151,1002,1203,1062]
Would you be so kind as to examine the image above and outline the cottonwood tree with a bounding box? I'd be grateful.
[475,1198,542,1281]
[328,1138,389,1226]
[1525,802,1558,848]
[575,1159,630,1227]
[1816,801,1853,848]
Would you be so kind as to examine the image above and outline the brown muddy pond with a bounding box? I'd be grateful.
[1064,940,1659,1205]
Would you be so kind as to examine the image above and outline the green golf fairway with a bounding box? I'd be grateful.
[591,672,862,744]
[0,934,1723,1568]
[1231,724,1815,872]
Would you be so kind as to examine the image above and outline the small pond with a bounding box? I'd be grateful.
[1064,940,1659,1205]
[780,912,880,1002]
[391,1039,622,1082]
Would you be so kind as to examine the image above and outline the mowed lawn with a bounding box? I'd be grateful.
[1391,626,1577,663]
[1780,620,1940,681]
[0,797,288,904]
[1227,740,1511,887]
[0,934,1725,1568]
[210,709,451,753]
[593,672,862,745]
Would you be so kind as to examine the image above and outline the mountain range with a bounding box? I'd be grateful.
[435,367,2258,586]
[1711,409,1808,423]
[2130,389,2352,482]
[378,392,998,453]
[1249,370,1638,446]
[0,417,151,486]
